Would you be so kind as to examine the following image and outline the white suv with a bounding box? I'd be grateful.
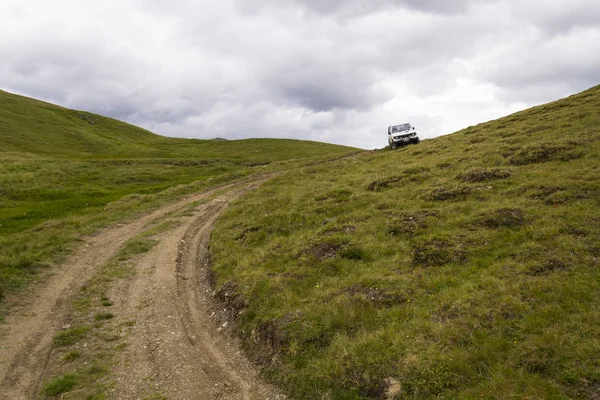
[388,123,420,149]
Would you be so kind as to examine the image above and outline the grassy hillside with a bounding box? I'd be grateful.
[211,85,600,399]
[0,89,357,301]
[0,89,350,160]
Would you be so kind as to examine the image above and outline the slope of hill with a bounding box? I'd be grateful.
[0,89,350,160]
[211,85,600,399]
[0,89,358,301]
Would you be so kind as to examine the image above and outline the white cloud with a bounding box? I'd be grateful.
[1,0,598,149]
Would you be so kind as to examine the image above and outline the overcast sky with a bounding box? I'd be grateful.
[1,0,599,149]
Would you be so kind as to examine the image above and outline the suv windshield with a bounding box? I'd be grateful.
[391,123,411,133]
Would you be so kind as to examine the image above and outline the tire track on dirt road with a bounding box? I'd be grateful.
[0,175,281,399]
[108,179,283,399]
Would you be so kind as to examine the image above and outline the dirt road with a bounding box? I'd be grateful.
[0,176,284,399]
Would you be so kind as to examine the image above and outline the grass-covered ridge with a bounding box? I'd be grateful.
[0,89,351,159]
[0,89,357,300]
[211,84,600,399]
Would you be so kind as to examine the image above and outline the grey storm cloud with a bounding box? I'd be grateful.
[510,0,600,34]
[264,61,392,112]
[1,0,599,149]
[236,0,488,16]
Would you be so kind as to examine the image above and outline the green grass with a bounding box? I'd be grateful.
[41,373,79,397]
[101,298,113,307]
[211,84,600,399]
[94,312,115,321]
[53,326,91,346]
[0,89,357,302]
[117,238,157,261]
[63,350,81,362]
